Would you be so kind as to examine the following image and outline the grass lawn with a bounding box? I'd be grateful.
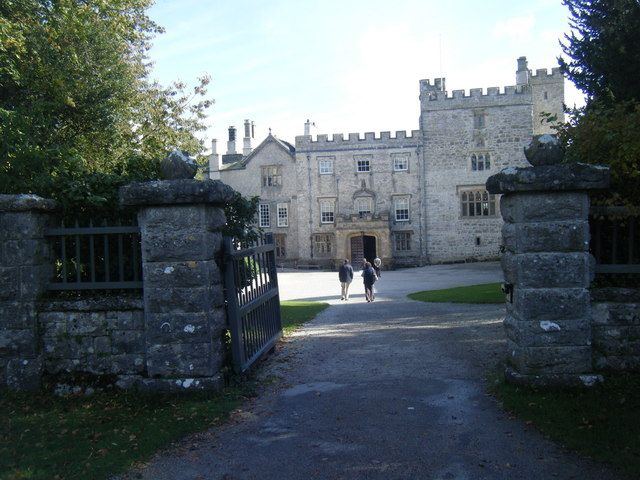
[408,282,504,304]
[0,388,248,480]
[280,300,330,335]
[491,372,640,478]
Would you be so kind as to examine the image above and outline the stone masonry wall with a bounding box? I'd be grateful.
[591,288,640,371]
[1,181,234,392]
[0,194,57,391]
[221,139,301,266]
[39,296,145,379]
[294,133,424,267]
[422,101,531,263]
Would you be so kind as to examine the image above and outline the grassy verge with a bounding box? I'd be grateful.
[491,372,640,478]
[408,282,504,304]
[280,300,330,335]
[0,388,248,480]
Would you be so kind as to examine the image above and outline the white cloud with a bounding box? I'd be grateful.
[493,14,536,39]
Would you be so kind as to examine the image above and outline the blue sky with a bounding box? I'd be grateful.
[147,0,582,151]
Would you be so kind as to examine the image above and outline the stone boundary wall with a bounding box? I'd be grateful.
[1,180,236,392]
[591,288,640,371]
[39,296,145,380]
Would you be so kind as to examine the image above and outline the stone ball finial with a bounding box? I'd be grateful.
[524,134,564,166]
[160,149,198,180]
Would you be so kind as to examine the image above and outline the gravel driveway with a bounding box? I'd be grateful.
[121,263,621,480]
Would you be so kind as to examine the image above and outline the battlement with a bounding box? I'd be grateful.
[531,66,563,78]
[295,130,421,151]
[419,79,532,111]
[529,66,564,85]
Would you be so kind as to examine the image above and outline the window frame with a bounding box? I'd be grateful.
[392,154,409,172]
[470,153,491,171]
[274,233,286,258]
[313,234,333,256]
[318,157,334,175]
[319,200,335,224]
[394,197,410,222]
[261,165,282,187]
[355,197,372,217]
[277,203,289,227]
[259,204,270,227]
[355,157,371,173]
[394,232,411,251]
[460,188,497,218]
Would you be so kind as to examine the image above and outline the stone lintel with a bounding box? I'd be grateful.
[486,163,610,194]
[505,366,603,389]
[120,179,236,207]
[0,194,58,212]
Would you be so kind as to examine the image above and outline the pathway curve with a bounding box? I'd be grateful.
[122,263,621,480]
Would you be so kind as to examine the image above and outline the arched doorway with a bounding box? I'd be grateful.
[350,234,377,270]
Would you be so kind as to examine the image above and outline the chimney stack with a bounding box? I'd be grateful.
[208,139,221,180]
[243,119,252,156]
[516,56,530,86]
[227,126,237,154]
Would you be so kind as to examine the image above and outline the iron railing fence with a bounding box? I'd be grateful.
[589,206,640,274]
[45,218,143,290]
[224,233,282,373]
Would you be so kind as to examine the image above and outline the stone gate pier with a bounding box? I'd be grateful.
[487,136,610,387]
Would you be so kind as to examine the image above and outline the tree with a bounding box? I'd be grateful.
[558,0,640,209]
[0,0,213,216]
[559,0,640,105]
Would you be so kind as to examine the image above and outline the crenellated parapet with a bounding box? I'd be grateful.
[295,130,422,152]
[529,67,564,85]
[420,80,532,111]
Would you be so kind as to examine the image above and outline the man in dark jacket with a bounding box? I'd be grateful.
[338,259,354,300]
[361,261,377,302]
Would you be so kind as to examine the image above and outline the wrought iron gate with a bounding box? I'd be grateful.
[223,234,282,373]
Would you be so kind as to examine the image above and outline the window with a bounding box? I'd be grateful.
[259,204,270,227]
[473,111,486,129]
[395,232,411,251]
[461,189,497,217]
[274,234,286,258]
[261,166,282,187]
[392,153,409,172]
[318,157,334,175]
[355,197,372,217]
[314,234,333,256]
[277,203,289,227]
[394,197,410,222]
[320,200,334,224]
[356,155,371,172]
[471,153,491,171]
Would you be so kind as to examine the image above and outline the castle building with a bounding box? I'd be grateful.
[210,57,564,269]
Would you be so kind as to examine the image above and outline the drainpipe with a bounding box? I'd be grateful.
[307,154,313,260]
[418,144,426,264]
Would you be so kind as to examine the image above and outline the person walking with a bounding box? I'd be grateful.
[373,257,381,278]
[338,259,354,300]
[361,261,377,302]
